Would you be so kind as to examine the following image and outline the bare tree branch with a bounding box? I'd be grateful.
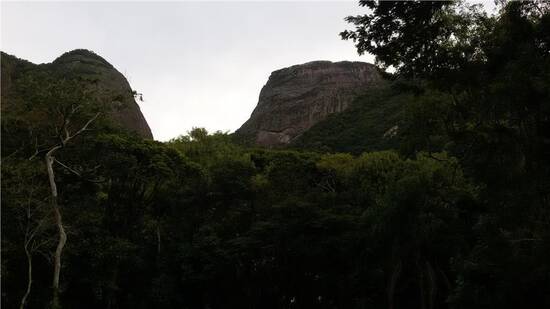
[54,159,81,177]
[65,112,100,143]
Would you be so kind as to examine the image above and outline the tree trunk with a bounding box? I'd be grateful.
[52,204,67,308]
[417,259,426,309]
[46,150,66,309]
[387,261,402,309]
[19,246,33,309]
[425,261,437,309]
[156,224,161,255]
[436,265,452,292]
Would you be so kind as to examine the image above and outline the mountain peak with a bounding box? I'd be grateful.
[235,60,385,146]
[53,49,114,68]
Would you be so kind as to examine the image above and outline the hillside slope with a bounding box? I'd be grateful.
[1,49,153,139]
[291,87,408,154]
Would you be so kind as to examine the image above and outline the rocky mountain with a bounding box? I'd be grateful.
[235,61,385,146]
[1,49,153,139]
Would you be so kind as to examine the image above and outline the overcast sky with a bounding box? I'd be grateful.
[1,1,379,141]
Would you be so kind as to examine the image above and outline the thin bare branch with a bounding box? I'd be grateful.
[65,112,100,143]
[54,159,81,177]
[510,238,543,243]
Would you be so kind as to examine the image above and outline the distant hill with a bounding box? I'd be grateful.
[1,49,153,139]
[234,61,386,147]
[234,60,409,153]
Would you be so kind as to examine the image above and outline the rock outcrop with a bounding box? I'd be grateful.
[235,61,384,146]
[1,49,153,139]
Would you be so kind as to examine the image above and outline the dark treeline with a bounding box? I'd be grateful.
[2,1,550,309]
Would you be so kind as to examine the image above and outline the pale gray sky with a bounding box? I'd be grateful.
[1,1,375,141]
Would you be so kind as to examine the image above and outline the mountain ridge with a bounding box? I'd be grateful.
[1,49,153,139]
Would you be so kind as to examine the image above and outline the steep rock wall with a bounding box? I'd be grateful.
[235,61,384,146]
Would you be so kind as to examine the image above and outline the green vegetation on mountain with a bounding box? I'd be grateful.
[2,1,550,309]
[291,85,406,153]
[1,50,153,140]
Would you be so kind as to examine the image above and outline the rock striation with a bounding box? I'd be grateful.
[1,49,153,139]
[235,61,384,146]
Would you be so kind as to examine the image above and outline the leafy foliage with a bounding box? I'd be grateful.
[291,86,407,154]
[2,1,550,308]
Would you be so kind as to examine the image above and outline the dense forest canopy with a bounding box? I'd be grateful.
[2,1,550,309]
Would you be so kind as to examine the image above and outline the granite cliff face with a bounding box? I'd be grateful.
[1,49,153,139]
[235,61,384,146]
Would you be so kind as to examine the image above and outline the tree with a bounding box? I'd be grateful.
[1,159,55,309]
[341,0,490,81]
[343,1,550,307]
[22,76,103,308]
